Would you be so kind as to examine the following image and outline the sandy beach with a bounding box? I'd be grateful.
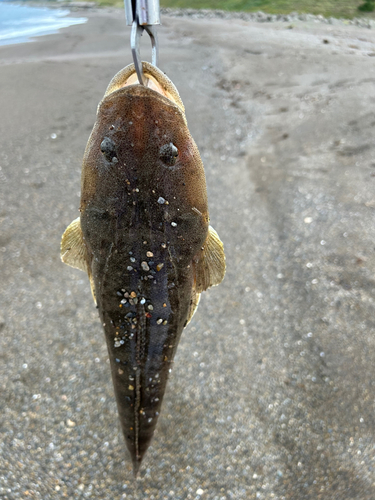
[2,7,375,499]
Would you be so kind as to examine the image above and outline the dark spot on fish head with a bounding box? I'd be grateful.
[159,143,178,167]
[100,137,117,162]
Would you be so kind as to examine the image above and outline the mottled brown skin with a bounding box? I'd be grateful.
[79,81,209,472]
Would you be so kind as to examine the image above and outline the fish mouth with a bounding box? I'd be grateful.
[102,61,185,115]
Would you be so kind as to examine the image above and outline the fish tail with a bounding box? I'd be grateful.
[107,353,167,475]
[132,456,142,478]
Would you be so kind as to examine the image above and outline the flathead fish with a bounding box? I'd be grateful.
[61,62,225,474]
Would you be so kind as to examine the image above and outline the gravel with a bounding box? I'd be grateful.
[160,7,375,29]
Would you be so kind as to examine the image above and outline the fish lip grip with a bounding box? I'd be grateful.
[124,0,160,85]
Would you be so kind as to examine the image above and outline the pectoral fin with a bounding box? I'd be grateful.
[61,217,97,304]
[195,225,226,293]
[61,217,88,272]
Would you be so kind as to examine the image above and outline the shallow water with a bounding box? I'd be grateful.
[0,2,87,46]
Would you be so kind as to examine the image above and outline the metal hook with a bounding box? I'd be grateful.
[124,0,160,85]
[130,22,159,85]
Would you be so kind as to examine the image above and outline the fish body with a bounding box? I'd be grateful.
[61,62,225,473]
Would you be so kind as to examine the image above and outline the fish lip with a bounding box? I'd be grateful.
[104,83,180,107]
[101,61,186,119]
[99,84,186,122]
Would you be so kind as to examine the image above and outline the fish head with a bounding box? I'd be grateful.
[80,62,209,262]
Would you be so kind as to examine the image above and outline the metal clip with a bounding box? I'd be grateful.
[124,0,160,85]
[125,0,160,26]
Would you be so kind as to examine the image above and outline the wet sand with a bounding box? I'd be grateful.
[1,8,375,499]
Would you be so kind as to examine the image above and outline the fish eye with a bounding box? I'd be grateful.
[100,136,117,162]
[159,143,179,167]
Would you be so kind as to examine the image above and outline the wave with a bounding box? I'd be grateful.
[0,4,87,46]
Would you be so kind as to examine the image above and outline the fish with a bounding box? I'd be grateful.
[61,61,225,475]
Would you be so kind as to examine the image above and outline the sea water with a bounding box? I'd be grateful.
[0,2,87,46]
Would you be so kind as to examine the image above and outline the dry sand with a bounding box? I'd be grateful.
[1,7,375,499]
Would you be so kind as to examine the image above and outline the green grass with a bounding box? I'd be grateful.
[358,1,375,12]
[94,0,375,19]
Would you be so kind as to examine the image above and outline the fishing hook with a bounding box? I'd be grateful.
[124,0,160,85]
